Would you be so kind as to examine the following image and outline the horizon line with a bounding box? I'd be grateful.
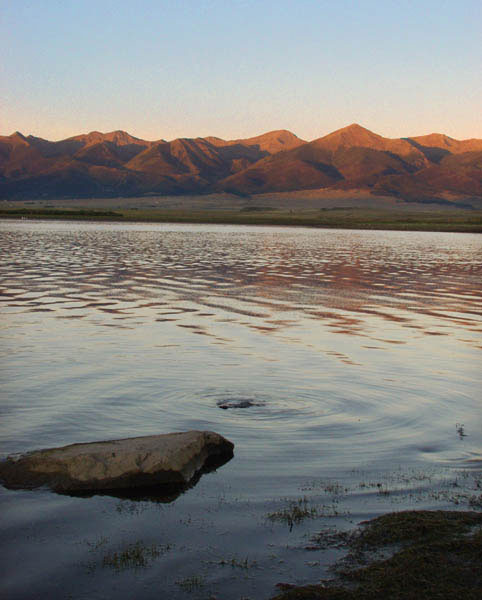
[2,123,479,144]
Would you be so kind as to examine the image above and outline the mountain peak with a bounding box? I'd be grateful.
[11,131,28,141]
[103,130,145,144]
[409,132,455,145]
[312,123,382,150]
[309,123,430,160]
[236,129,305,153]
[326,123,379,138]
[66,130,146,147]
[202,130,304,154]
[5,131,30,146]
[340,123,369,132]
[407,132,482,154]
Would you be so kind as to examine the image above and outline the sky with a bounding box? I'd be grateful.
[1,0,481,141]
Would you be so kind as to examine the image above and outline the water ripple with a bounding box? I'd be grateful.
[0,220,481,469]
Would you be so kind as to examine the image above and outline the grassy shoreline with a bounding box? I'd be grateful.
[271,510,482,600]
[1,207,482,232]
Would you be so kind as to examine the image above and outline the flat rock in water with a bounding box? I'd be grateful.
[0,431,234,493]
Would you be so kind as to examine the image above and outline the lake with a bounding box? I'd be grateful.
[1,220,481,599]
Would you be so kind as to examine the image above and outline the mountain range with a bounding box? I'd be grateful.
[1,124,481,203]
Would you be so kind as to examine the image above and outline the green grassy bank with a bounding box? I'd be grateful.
[1,206,482,232]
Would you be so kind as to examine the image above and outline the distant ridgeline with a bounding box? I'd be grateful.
[1,124,481,204]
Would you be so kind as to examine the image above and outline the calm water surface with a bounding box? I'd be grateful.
[1,220,481,599]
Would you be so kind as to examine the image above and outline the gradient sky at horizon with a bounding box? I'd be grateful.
[1,0,481,141]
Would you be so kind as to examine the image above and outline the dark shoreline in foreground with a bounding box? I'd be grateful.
[271,510,482,600]
[1,207,482,233]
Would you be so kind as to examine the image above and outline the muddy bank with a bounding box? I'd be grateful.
[272,510,482,600]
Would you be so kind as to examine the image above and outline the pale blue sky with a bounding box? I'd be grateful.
[1,0,481,141]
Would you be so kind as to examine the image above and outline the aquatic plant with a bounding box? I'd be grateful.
[176,575,205,591]
[267,497,319,531]
[99,541,171,571]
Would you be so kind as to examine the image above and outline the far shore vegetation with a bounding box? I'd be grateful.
[1,205,482,233]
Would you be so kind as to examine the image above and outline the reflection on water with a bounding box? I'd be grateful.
[1,224,480,342]
[0,220,481,600]
[0,221,480,465]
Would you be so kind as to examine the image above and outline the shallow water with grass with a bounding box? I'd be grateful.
[0,220,481,599]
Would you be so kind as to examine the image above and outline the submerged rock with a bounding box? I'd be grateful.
[0,431,234,493]
[217,398,264,410]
